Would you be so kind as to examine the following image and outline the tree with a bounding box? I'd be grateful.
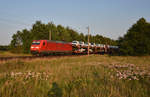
[118,18,150,56]
[79,33,85,42]
[21,29,32,53]
[10,31,23,53]
[66,27,80,41]
[57,25,71,41]
[31,21,49,40]
[10,21,116,53]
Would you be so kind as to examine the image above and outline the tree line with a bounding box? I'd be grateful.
[9,17,150,56]
[118,18,150,56]
[0,45,9,51]
[10,21,116,53]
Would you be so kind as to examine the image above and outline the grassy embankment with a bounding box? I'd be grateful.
[0,55,150,97]
[0,51,31,57]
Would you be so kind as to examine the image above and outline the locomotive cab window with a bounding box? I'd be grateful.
[32,41,40,45]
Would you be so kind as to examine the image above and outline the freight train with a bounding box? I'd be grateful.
[30,40,118,56]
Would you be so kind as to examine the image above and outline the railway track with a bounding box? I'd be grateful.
[0,54,85,61]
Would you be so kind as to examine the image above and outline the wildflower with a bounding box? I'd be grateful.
[11,72,15,77]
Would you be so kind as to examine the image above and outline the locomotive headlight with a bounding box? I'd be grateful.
[35,47,39,49]
[31,46,34,49]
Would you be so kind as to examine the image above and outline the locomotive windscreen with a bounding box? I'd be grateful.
[32,41,40,45]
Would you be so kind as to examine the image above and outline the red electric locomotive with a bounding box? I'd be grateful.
[30,40,72,55]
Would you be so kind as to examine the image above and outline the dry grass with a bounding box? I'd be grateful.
[0,51,31,57]
[0,55,150,97]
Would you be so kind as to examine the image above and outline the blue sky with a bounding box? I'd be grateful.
[0,0,150,45]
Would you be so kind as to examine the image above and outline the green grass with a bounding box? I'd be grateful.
[0,55,150,97]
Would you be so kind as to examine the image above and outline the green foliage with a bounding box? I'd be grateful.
[91,34,117,45]
[118,18,150,56]
[10,21,116,53]
[0,45,9,51]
